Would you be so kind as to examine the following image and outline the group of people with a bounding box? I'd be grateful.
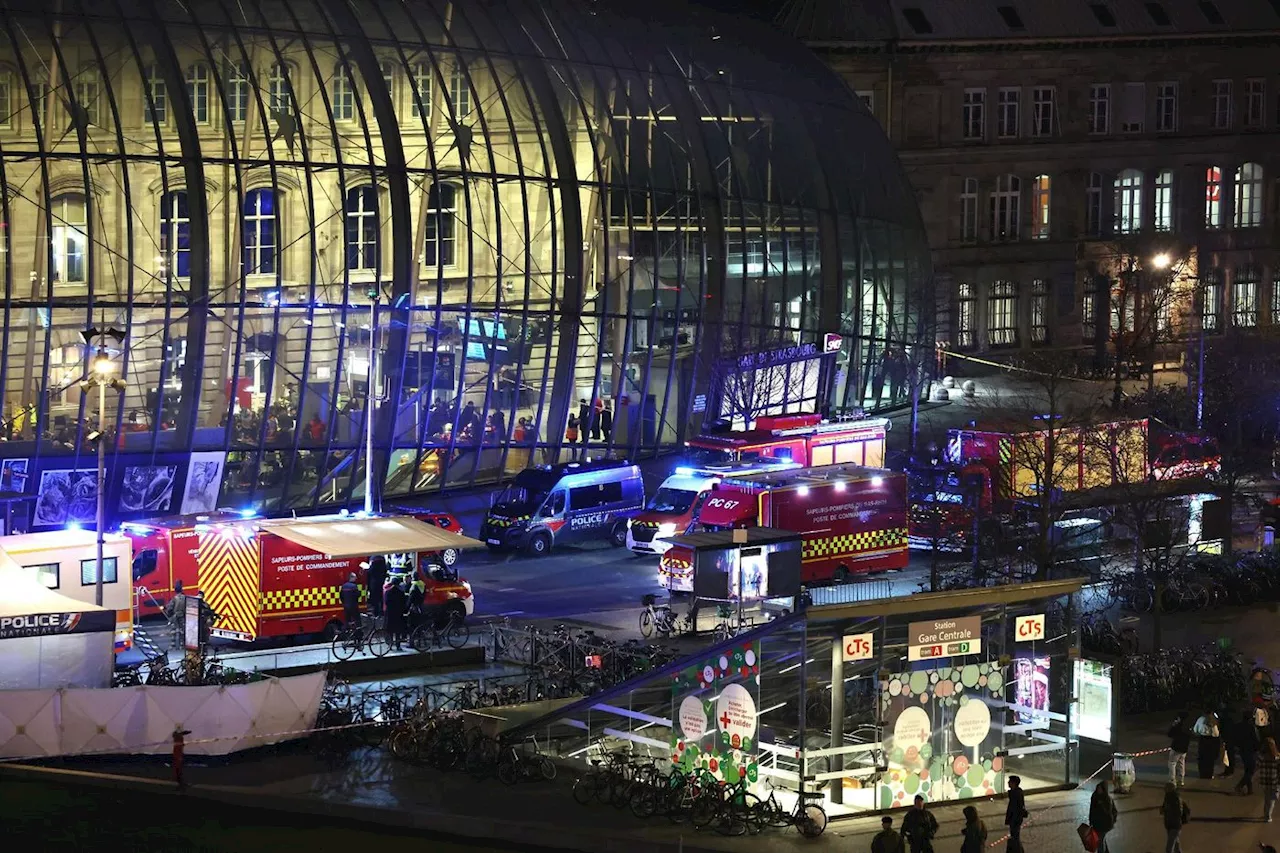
[565,398,614,444]
[1167,707,1280,820]
[426,398,529,447]
[339,555,433,649]
[868,779,1026,853]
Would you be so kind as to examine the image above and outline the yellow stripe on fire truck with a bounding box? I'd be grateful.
[261,585,370,612]
[802,527,908,560]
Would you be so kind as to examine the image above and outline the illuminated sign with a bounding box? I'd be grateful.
[1015,614,1045,642]
[908,615,982,661]
[1072,658,1114,743]
[842,632,875,662]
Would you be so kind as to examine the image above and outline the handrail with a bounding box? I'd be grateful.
[135,585,173,625]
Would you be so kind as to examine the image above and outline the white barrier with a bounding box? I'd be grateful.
[0,671,326,759]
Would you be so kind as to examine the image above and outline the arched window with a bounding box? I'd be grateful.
[411,62,432,119]
[345,186,378,271]
[1234,162,1263,228]
[243,189,277,275]
[449,60,470,118]
[989,174,1020,241]
[1113,169,1143,234]
[160,190,190,278]
[267,63,293,114]
[186,63,210,123]
[423,182,458,267]
[1031,174,1051,240]
[50,194,87,283]
[1204,166,1224,228]
[332,63,354,121]
[224,62,250,123]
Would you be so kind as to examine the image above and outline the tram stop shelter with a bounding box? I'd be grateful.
[505,578,1086,818]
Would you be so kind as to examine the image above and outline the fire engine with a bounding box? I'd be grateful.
[685,414,888,469]
[659,462,908,590]
[124,512,481,642]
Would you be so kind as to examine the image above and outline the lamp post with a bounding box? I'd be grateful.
[364,286,379,515]
[80,327,126,607]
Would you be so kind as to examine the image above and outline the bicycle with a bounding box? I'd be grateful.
[496,736,557,785]
[756,780,828,837]
[639,593,679,638]
[408,611,470,651]
[331,617,389,660]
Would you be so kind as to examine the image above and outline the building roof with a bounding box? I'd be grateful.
[775,0,1280,43]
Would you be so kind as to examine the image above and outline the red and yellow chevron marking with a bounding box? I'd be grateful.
[802,527,907,562]
[197,529,261,641]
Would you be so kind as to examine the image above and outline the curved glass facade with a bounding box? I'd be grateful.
[0,0,929,523]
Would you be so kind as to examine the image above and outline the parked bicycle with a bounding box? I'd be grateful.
[409,611,470,651]
[331,618,389,660]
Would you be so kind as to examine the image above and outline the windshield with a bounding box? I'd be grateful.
[493,483,546,509]
[647,487,698,514]
[683,447,737,467]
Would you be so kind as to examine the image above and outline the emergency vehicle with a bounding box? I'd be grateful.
[124,512,483,642]
[0,529,135,654]
[660,463,908,590]
[685,414,888,468]
[625,460,796,556]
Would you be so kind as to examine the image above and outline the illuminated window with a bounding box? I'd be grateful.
[1030,279,1049,344]
[423,182,457,268]
[1113,169,1143,234]
[333,63,355,120]
[1088,84,1110,134]
[1233,267,1258,327]
[80,557,118,586]
[1086,172,1104,236]
[24,563,58,589]
[1032,87,1054,136]
[1212,80,1232,129]
[960,177,978,242]
[1155,82,1177,132]
[1234,162,1263,227]
[345,186,379,271]
[412,62,432,119]
[242,189,277,275]
[73,66,102,127]
[1154,169,1174,232]
[989,174,1020,241]
[51,194,87,283]
[1204,166,1223,229]
[224,61,250,123]
[963,89,985,140]
[143,64,166,124]
[268,63,293,114]
[987,281,1019,347]
[449,60,470,118]
[1031,175,1051,239]
[1202,269,1222,333]
[160,190,190,278]
[1245,79,1265,128]
[956,282,976,349]
[186,63,210,123]
[997,87,1020,138]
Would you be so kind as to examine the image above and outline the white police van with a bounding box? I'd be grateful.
[480,459,645,556]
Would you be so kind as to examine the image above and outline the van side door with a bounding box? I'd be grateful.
[567,481,622,541]
[538,489,566,540]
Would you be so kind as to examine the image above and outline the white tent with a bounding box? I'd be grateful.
[0,553,115,689]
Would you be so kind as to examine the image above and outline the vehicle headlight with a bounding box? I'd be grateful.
[657,522,678,536]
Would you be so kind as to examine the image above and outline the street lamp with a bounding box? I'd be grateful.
[364,286,380,516]
[80,327,126,607]
[1151,252,1171,270]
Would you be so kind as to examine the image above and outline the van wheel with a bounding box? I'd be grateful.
[610,522,628,547]
[441,548,459,566]
[526,532,552,557]
[833,566,850,584]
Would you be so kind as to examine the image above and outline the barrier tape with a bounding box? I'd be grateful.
[937,348,1109,384]
[986,747,1170,848]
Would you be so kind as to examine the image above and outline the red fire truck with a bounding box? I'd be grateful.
[124,512,481,642]
[685,414,888,469]
[659,463,907,590]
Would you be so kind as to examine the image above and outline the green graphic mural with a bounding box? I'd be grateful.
[670,641,762,785]
[878,660,1007,808]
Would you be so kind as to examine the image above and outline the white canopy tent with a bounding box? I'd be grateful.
[0,553,115,689]
[263,515,485,558]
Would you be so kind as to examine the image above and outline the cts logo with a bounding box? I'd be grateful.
[1015,614,1045,642]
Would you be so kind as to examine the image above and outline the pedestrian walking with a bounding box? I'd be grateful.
[961,805,987,853]
[1194,711,1221,779]
[1089,780,1117,853]
[1259,736,1280,822]
[1237,709,1261,795]
[339,572,361,627]
[1160,782,1190,853]
[900,794,939,853]
[366,556,388,619]
[163,579,188,651]
[870,815,904,853]
[1005,774,1028,852]
[1168,711,1192,787]
[383,577,407,650]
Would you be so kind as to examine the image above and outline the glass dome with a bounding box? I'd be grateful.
[0,0,930,521]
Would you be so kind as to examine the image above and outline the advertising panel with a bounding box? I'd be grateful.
[1013,655,1051,725]
[670,640,761,787]
[880,661,1007,808]
[181,452,225,514]
[34,468,98,527]
[692,540,802,600]
[120,464,177,513]
[1072,658,1114,743]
